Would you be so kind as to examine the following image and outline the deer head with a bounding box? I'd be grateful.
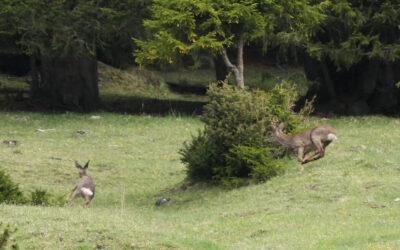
[75,160,90,178]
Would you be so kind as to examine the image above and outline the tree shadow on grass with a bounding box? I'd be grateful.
[101,95,207,115]
[0,92,207,116]
[165,82,207,95]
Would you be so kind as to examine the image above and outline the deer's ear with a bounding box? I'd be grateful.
[83,160,90,169]
[278,123,284,130]
[75,161,82,169]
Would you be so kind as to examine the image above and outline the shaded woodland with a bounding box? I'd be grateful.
[0,0,399,114]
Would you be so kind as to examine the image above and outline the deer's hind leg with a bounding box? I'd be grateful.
[84,195,92,206]
[71,192,82,205]
[303,139,325,164]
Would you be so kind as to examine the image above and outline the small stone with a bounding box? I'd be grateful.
[394,198,400,202]
[77,130,90,135]
[36,128,56,133]
[91,115,101,119]
[155,198,170,206]
[3,140,19,146]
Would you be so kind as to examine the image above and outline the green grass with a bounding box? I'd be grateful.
[0,62,309,107]
[0,75,29,102]
[0,75,28,91]
[99,62,207,103]
[1,113,400,249]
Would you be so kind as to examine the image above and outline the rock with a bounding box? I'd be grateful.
[3,140,19,146]
[394,198,400,202]
[155,198,170,206]
[77,130,90,135]
[36,128,56,133]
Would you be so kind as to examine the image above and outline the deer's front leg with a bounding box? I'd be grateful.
[297,147,305,163]
[69,186,77,197]
[297,147,307,172]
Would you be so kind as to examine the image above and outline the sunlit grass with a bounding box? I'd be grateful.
[0,75,28,91]
[99,62,208,103]
[0,63,308,106]
[1,113,400,249]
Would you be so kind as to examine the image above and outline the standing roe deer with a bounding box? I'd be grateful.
[70,160,95,205]
[271,122,337,171]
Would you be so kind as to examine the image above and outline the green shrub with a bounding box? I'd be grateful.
[180,81,306,185]
[0,170,25,204]
[30,189,69,207]
[30,189,50,206]
[213,145,285,187]
[0,223,18,249]
[0,170,67,207]
[52,194,69,207]
[268,82,303,133]
[226,145,284,181]
[180,130,216,181]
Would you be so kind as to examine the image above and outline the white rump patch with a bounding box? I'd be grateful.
[81,187,93,197]
[327,133,337,141]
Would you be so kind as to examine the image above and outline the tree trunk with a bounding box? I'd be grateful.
[29,56,40,99]
[32,56,99,111]
[236,34,244,88]
[213,54,228,81]
[221,34,245,87]
[369,60,399,113]
[320,58,336,100]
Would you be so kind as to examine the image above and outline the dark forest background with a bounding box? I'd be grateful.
[0,0,399,115]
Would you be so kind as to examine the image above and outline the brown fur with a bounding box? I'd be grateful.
[271,122,337,171]
[70,161,95,205]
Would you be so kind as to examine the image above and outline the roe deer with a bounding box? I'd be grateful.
[271,122,337,171]
[70,160,95,205]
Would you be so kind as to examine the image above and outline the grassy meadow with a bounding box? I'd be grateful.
[1,112,400,249]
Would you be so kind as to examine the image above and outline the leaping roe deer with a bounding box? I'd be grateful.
[271,122,337,171]
[70,161,95,205]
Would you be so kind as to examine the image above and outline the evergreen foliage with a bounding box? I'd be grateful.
[96,0,153,68]
[303,0,400,114]
[307,0,400,69]
[0,223,18,250]
[135,0,323,86]
[0,0,122,59]
[180,81,306,185]
[0,170,25,204]
[220,145,284,187]
[29,189,50,206]
[0,169,64,206]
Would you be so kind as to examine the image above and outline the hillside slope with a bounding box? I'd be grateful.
[1,113,399,249]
